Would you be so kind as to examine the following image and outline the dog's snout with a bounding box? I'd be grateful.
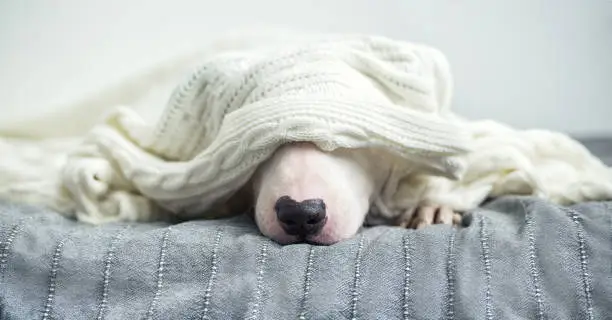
[274,196,327,236]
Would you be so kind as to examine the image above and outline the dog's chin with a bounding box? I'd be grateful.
[256,215,359,246]
[263,231,351,246]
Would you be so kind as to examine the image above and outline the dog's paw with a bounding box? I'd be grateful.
[397,205,463,230]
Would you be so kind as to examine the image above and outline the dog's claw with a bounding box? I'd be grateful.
[434,205,454,225]
[452,213,462,225]
[410,205,436,229]
[397,205,462,230]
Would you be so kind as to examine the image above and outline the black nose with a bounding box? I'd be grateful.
[274,196,327,236]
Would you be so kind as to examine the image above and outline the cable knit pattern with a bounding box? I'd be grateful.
[1,33,611,223]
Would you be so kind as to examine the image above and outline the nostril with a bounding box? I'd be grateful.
[274,195,293,213]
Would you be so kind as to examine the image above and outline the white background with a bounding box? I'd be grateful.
[1,0,611,136]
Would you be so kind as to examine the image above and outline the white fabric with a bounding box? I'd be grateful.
[1,32,611,224]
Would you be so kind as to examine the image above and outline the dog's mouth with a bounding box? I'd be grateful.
[269,226,345,246]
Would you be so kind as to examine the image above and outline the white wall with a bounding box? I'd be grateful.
[1,0,610,136]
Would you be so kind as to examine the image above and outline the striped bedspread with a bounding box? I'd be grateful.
[0,196,611,319]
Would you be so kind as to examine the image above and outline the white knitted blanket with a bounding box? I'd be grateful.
[2,33,612,224]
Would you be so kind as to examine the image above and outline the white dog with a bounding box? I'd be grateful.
[232,142,463,245]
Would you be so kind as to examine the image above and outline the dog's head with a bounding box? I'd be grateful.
[250,142,392,245]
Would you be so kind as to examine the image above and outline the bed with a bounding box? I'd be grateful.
[1,138,611,319]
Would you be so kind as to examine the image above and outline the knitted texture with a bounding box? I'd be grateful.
[61,35,473,222]
[1,33,611,223]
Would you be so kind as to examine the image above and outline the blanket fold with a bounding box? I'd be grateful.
[1,33,611,223]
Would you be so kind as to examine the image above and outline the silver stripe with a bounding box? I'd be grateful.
[445,231,457,320]
[248,242,269,320]
[564,207,594,320]
[144,227,172,320]
[350,235,365,320]
[201,228,224,320]
[298,246,316,320]
[42,238,66,320]
[402,233,414,320]
[96,227,128,320]
[521,200,545,320]
[479,216,494,320]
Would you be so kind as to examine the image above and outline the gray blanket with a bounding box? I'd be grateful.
[1,197,611,319]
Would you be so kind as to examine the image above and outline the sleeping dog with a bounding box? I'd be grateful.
[232,142,463,245]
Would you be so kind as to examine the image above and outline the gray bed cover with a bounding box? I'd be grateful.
[1,139,611,320]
